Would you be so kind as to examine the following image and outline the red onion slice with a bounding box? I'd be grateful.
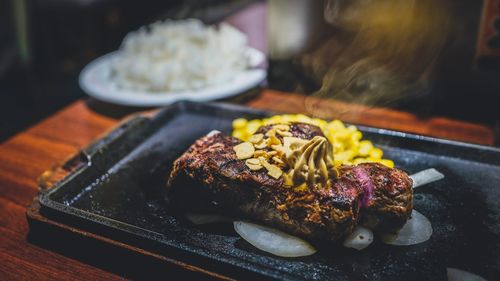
[381,210,432,246]
[233,221,317,257]
[343,226,374,250]
[447,268,488,281]
[184,213,232,225]
[410,168,444,188]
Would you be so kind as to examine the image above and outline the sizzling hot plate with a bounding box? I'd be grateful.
[37,101,499,280]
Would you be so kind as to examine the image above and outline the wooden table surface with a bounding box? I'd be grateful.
[0,89,495,280]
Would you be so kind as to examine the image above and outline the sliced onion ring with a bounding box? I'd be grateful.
[233,221,317,257]
[343,226,374,250]
[184,213,232,225]
[381,210,432,246]
[410,168,444,188]
[206,130,221,137]
[447,268,488,281]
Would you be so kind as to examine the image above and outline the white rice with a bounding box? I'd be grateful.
[110,19,249,92]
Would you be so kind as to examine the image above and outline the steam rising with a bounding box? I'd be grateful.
[302,0,452,114]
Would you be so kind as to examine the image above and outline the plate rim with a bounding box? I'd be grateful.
[79,48,267,107]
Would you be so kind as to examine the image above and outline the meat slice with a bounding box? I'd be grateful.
[257,123,413,231]
[166,123,413,242]
[339,163,413,232]
[167,132,361,242]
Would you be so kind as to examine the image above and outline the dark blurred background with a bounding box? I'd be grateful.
[1,0,499,142]
[0,0,258,141]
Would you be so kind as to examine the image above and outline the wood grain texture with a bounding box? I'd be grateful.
[0,102,121,280]
[0,91,495,280]
[248,90,494,146]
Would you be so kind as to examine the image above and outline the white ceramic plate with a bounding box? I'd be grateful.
[79,48,266,107]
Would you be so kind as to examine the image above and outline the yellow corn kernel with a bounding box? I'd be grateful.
[268,115,282,124]
[232,115,394,167]
[351,131,362,142]
[379,159,394,168]
[246,120,262,135]
[327,136,336,148]
[278,115,290,123]
[333,119,345,127]
[348,145,359,156]
[369,148,383,159]
[332,141,344,152]
[232,130,246,140]
[353,158,368,165]
[232,118,247,130]
[335,150,355,162]
[313,118,327,127]
[358,140,374,156]
[296,114,312,123]
[346,125,358,132]
[334,130,350,141]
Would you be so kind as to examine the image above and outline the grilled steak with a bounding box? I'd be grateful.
[167,123,413,242]
[338,163,413,232]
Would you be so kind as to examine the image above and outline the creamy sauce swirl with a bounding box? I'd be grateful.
[284,136,337,188]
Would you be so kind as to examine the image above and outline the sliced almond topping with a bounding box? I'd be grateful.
[247,164,263,171]
[246,157,263,170]
[271,144,285,154]
[267,151,278,156]
[246,158,260,165]
[266,164,283,179]
[268,135,281,146]
[258,156,270,167]
[249,133,264,144]
[265,129,276,137]
[277,130,293,137]
[253,150,267,157]
[233,142,255,159]
[258,157,283,179]
[273,124,290,131]
[245,159,263,171]
[275,151,285,159]
[272,156,285,165]
[254,141,267,149]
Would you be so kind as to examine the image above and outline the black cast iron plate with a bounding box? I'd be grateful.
[37,101,500,280]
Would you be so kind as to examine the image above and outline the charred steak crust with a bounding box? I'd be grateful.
[168,132,361,242]
[167,124,413,242]
[339,163,413,232]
